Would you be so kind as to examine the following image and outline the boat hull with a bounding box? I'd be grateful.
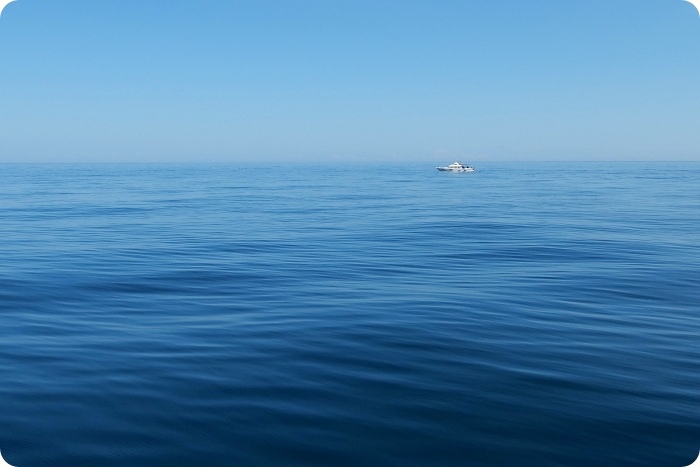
[436,167,475,173]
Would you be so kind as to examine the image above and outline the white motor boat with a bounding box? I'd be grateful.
[436,162,475,173]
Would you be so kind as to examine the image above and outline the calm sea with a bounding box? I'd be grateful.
[0,163,698,466]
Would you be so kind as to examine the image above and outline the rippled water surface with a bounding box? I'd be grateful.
[1,163,699,466]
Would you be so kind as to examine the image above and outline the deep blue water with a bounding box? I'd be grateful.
[0,162,699,466]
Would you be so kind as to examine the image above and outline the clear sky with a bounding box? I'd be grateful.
[1,0,699,163]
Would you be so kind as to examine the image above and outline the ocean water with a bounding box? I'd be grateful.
[0,162,698,466]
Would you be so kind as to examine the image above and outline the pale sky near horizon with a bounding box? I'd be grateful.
[1,0,699,163]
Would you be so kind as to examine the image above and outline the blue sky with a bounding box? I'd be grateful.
[1,0,699,162]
